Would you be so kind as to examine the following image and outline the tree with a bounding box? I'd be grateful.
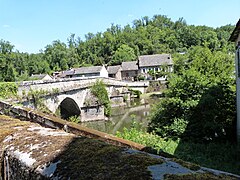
[0,39,14,54]
[149,46,236,143]
[110,44,136,65]
[4,63,17,82]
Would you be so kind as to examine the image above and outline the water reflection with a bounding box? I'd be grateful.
[80,100,151,135]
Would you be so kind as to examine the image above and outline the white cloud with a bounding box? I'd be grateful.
[3,24,10,28]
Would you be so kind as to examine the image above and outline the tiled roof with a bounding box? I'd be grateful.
[59,66,104,78]
[121,61,138,71]
[107,65,121,74]
[58,70,74,78]
[138,54,173,67]
[30,74,48,79]
[73,66,103,74]
[229,18,240,42]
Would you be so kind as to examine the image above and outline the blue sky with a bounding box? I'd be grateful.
[0,0,239,53]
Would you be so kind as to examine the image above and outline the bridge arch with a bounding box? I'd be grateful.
[58,97,81,119]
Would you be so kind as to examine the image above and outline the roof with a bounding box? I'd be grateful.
[30,74,50,80]
[58,70,75,78]
[73,66,103,74]
[138,54,173,67]
[107,65,121,74]
[229,18,240,42]
[121,61,138,71]
[59,66,104,78]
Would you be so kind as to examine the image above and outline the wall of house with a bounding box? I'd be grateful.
[100,66,109,77]
[73,73,100,78]
[237,33,240,44]
[140,65,173,80]
[115,70,122,80]
[235,35,240,142]
[121,70,138,81]
[42,74,53,80]
[140,65,173,74]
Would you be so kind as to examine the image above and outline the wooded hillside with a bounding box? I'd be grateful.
[0,15,235,82]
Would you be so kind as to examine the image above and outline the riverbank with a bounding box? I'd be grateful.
[116,125,240,175]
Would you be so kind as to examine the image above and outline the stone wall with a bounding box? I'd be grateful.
[1,113,239,180]
[80,105,105,122]
[0,100,144,149]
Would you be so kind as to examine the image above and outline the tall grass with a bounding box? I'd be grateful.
[116,122,240,175]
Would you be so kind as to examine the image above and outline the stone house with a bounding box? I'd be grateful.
[229,18,240,142]
[138,54,173,80]
[60,65,108,78]
[107,65,122,80]
[121,61,138,81]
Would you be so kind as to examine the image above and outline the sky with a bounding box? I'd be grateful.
[0,0,239,53]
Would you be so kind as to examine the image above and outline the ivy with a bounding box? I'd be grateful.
[90,79,111,116]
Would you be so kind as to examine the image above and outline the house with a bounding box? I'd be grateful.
[138,54,173,80]
[60,65,108,78]
[107,65,122,80]
[57,69,75,78]
[229,18,240,142]
[121,61,138,81]
[30,74,52,81]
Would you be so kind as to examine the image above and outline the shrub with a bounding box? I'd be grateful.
[0,82,18,99]
[90,79,111,116]
[129,88,142,98]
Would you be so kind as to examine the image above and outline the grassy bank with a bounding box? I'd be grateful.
[116,125,240,175]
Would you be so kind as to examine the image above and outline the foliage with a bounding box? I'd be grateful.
[128,88,142,98]
[67,115,81,124]
[26,89,49,109]
[110,44,136,65]
[0,82,18,99]
[149,46,236,142]
[137,74,145,81]
[0,15,235,82]
[90,79,111,116]
[116,124,240,175]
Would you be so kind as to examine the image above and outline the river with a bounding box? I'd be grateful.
[80,98,157,135]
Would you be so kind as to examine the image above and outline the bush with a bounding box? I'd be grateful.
[68,115,80,124]
[90,79,111,116]
[0,82,18,99]
[149,46,236,143]
[129,88,142,98]
[116,124,240,175]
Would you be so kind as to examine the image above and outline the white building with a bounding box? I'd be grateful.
[138,54,173,80]
[60,65,108,79]
[229,18,240,142]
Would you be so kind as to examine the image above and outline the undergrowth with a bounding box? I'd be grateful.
[116,121,240,175]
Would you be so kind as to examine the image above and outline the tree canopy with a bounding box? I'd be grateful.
[149,46,236,143]
[0,15,235,82]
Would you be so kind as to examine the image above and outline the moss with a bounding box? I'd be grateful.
[0,115,29,142]
[164,172,238,180]
[53,137,164,179]
[171,158,200,171]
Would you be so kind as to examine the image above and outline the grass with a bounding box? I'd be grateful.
[116,124,240,175]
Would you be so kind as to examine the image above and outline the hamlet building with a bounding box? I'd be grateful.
[229,18,240,142]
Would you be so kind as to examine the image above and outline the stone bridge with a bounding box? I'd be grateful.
[18,77,149,121]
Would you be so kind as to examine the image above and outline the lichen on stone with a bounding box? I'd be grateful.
[164,172,239,180]
[170,158,201,171]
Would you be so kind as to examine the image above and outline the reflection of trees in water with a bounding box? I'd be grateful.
[81,104,150,135]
